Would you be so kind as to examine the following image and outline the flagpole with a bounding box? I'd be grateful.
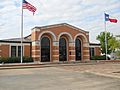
[104,13,108,60]
[21,0,23,63]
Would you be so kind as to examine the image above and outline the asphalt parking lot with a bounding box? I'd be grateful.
[0,63,120,90]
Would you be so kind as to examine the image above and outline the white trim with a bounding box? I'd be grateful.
[32,41,36,45]
[16,46,18,57]
[32,55,40,58]
[32,23,89,34]
[53,50,59,52]
[69,42,75,46]
[40,24,63,30]
[83,50,89,52]
[32,45,40,46]
[74,33,88,42]
[38,31,56,41]
[32,41,40,46]
[53,41,59,46]
[53,55,59,57]
[0,43,30,45]
[58,32,73,42]
[9,45,11,57]
[32,50,40,52]
[64,24,89,33]
[10,45,24,57]
[31,28,40,32]
[89,45,101,48]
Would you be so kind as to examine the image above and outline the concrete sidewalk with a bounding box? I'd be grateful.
[0,66,120,90]
[59,63,120,79]
[0,62,120,79]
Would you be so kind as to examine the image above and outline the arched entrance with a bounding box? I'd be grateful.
[41,37,50,62]
[59,38,67,61]
[75,38,82,61]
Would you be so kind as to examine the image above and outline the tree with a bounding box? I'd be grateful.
[97,32,114,54]
[115,35,120,57]
[108,37,119,53]
[115,35,120,50]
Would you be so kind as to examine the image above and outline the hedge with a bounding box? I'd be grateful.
[0,57,33,64]
[91,55,110,60]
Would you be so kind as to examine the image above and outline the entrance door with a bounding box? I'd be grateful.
[41,37,50,62]
[75,38,81,61]
[59,38,67,61]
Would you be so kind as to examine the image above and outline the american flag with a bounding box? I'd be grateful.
[23,0,37,15]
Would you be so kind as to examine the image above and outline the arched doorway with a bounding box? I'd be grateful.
[41,37,50,62]
[75,38,82,61]
[59,38,67,61]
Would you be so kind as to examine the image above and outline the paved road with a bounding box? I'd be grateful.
[0,67,120,90]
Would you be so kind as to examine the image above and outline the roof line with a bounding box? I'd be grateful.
[32,23,89,33]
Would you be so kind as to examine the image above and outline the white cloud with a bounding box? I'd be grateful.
[0,0,120,43]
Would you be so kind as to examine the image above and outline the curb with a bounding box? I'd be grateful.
[0,62,104,70]
[0,61,120,70]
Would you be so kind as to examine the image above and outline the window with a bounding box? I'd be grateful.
[75,38,82,61]
[11,46,23,57]
[11,46,16,57]
[59,38,67,61]
[90,47,95,57]
[41,37,50,62]
[18,46,22,57]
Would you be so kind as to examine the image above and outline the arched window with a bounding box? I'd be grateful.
[41,37,50,62]
[59,38,67,61]
[75,38,82,61]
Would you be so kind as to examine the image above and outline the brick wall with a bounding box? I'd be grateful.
[0,44,10,57]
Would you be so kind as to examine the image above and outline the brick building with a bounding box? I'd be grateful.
[0,23,101,63]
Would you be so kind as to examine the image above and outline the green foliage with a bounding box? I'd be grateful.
[115,35,120,58]
[0,57,33,64]
[23,57,33,63]
[97,32,116,54]
[0,58,2,63]
[116,41,120,50]
[91,55,110,60]
[116,51,120,57]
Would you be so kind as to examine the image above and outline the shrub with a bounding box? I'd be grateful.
[91,55,110,60]
[0,57,33,64]
[0,57,2,63]
[23,57,33,63]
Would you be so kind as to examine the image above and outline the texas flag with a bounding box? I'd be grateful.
[105,13,118,23]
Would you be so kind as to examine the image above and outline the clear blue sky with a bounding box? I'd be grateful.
[0,0,120,43]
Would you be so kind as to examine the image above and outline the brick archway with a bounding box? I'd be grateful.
[58,32,73,42]
[41,36,51,62]
[75,37,82,61]
[38,31,56,41]
[74,33,90,61]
